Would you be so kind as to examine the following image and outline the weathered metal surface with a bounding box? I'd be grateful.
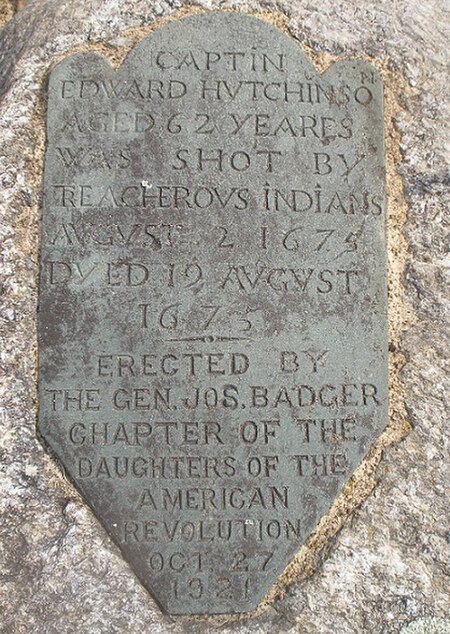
[38,12,387,614]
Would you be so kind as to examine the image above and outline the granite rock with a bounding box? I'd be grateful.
[0,1,448,633]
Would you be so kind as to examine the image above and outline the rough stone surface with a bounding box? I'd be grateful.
[0,0,448,633]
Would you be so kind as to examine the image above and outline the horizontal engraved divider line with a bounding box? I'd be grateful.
[165,335,253,343]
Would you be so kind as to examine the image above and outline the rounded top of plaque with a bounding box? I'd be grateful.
[40,9,386,615]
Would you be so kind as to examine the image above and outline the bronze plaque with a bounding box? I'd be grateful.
[38,12,387,614]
